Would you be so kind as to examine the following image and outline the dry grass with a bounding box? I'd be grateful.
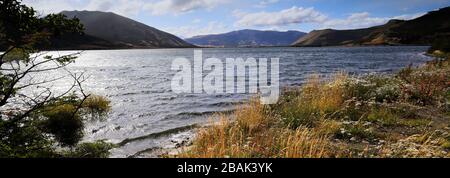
[301,73,346,115]
[179,57,449,158]
[180,99,333,158]
[275,73,347,129]
[82,95,111,119]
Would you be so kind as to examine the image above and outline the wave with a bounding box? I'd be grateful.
[161,109,235,121]
[117,124,198,147]
[127,146,163,158]
[208,101,245,107]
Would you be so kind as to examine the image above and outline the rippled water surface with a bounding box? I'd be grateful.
[38,46,432,157]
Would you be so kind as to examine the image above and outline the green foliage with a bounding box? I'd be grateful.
[2,48,32,63]
[397,62,449,106]
[64,141,115,158]
[41,104,84,147]
[367,107,400,127]
[37,94,112,147]
[342,78,374,101]
[0,119,57,158]
[334,123,378,142]
[280,102,319,129]
[0,1,112,158]
[0,0,83,49]
[429,35,450,53]
[442,136,450,150]
[336,101,367,121]
[398,119,430,128]
[398,65,414,81]
[342,75,402,103]
[82,95,112,120]
[367,76,402,103]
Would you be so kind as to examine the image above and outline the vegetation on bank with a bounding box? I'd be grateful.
[2,1,450,159]
[0,0,113,158]
[180,54,450,158]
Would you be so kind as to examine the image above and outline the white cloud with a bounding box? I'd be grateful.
[22,0,83,15]
[21,1,429,34]
[235,6,327,27]
[254,0,279,8]
[392,12,426,20]
[144,0,229,15]
[85,0,144,16]
[23,0,229,17]
[260,0,279,5]
[322,12,386,29]
[321,12,425,29]
[192,19,202,23]
[23,0,143,16]
[234,6,425,31]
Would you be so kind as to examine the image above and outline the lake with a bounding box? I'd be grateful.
[36,46,432,157]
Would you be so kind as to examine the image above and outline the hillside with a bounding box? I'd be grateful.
[61,11,195,48]
[186,29,306,47]
[48,33,127,50]
[293,7,450,47]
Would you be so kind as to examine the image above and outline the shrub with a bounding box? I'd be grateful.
[332,99,367,121]
[342,78,374,101]
[442,136,450,150]
[335,123,378,142]
[279,74,346,129]
[397,65,414,83]
[313,119,342,136]
[367,107,400,127]
[41,104,84,147]
[235,99,268,133]
[65,141,115,158]
[281,101,319,129]
[343,75,402,103]
[399,70,448,105]
[429,35,450,53]
[441,141,450,150]
[82,95,112,119]
[369,76,402,103]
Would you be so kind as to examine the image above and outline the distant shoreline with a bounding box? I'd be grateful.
[11,45,431,52]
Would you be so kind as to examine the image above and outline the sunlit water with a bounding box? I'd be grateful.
[21,46,432,157]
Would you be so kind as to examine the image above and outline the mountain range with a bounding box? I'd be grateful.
[3,7,449,50]
[185,30,306,47]
[293,7,450,47]
[54,11,194,49]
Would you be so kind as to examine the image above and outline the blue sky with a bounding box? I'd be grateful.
[23,0,450,38]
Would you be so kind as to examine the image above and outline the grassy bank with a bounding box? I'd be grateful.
[179,54,450,158]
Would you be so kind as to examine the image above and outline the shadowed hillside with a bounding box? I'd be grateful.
[293,7,450,47]
[61,11,195,48]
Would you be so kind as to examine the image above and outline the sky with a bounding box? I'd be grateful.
[23,0,450,39]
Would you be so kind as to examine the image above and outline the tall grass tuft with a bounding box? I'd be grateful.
[277,73,346,128]
[180,99,332,158]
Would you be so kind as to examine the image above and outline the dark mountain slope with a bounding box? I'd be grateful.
[61,11,195,48]
[293,7,450,47]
